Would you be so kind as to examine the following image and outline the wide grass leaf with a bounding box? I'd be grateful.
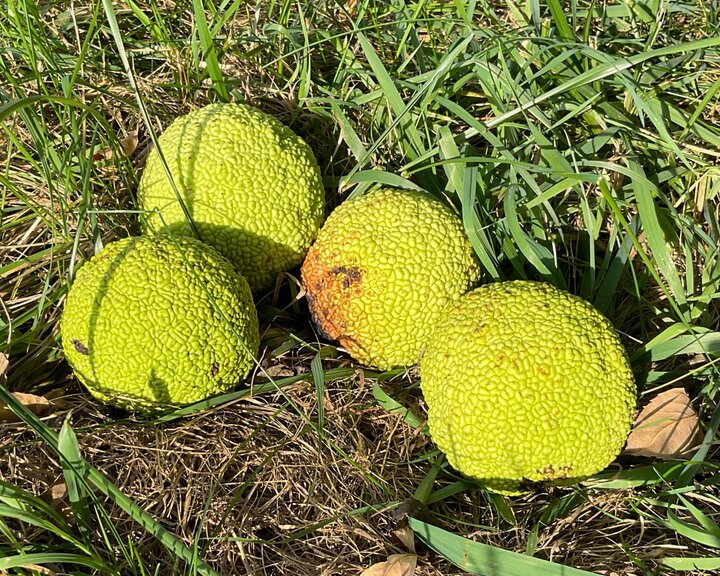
[58,416,92,541]
[356,31,425,159]
[373,382,425,430]
[409,518,597,575]
[310,351,325,430]
[191,0,229,101]
[641,330,720,362]
[0,552,116,573]
[662,557,720,570]
[584,462,684,489]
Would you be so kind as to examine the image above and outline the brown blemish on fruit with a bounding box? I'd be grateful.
[331,265,362,289]
[73,340,89,356]
[211,361,219,377]
[300,246,365,351]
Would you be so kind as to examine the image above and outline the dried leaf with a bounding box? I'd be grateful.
[45,387,68,408]
[262,364,294,379]
[92,131,138,161]
[394,526,416,552]
[39,482,75,521]
[120,132,139,156]
[0,392,56,422]
[0,353,8,377]
[49,482,68,502]
[41,482,69,509]
[361,554,417,576]
[624,388,702,458]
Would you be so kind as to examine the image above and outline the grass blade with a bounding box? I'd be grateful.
[504,185,565,288]
[660,512,720,548]
[662,557,720,570]
[437,127,500,279]
[0,552,114,572]
[584,462,684,489]
[58,415,92,542]
[191,0,229,101]
[546,0,574,40]
[356,31,425,159]
[485,36,720,130]
[310,351,325,430]
[342,169,425,191]
[373,382,425,430]
[0,385,221,576]
[409,517,598,575]
[628,158,687,306]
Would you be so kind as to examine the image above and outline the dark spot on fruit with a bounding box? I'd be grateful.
[211,362,219,377]
[331,265,362,289]
[346,267,361,281]
[537,464,555,477]
[72,340,89,355]
[536,464,573,480]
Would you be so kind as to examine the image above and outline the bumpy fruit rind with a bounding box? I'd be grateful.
[137,102,325,291]
[61,235,260,411]
[301,188,481,370]
[420,281,636,495]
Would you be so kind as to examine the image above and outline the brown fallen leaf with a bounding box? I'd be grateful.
[41,482,72,519]
[394,526,416,553]
[624,388,703,458]
[361,554,417,576]
[48,481,68,502]
[92,131,138,161]
[0,392,56,422]
[0,352,8,377]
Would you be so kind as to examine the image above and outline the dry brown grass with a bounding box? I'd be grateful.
[2,359,718,575]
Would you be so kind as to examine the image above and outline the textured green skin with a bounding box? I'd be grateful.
[137,103,325,291]
[420,281,636,495]
[301,188,481,370]
[61,236,260,412]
